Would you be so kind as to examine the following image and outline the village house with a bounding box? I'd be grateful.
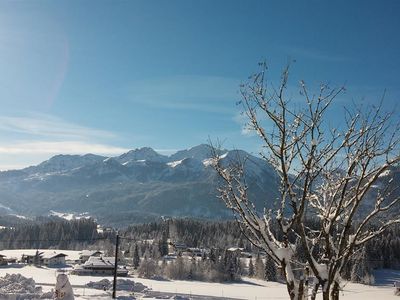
[21,251,67,266]
[42,252,67,266]
[79,250,103,263]
[168,241,187,254]
[0,254,7,266]
[72,256,128,276]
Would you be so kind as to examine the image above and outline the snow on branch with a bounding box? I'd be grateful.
[211,62,400,300]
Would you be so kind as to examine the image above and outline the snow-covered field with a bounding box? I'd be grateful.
[130,276,400,300]
[49,210,91,221]
[0,250,399,299]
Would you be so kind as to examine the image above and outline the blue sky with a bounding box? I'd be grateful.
[0,0,399,169]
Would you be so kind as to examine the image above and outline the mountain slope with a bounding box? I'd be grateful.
[0,145,280,225]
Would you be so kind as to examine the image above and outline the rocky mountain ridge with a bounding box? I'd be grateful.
[0,144,280,226]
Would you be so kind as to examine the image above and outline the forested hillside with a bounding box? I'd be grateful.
[0,217,399,275]
[0,217,104,249]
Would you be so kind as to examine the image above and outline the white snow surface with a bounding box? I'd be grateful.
[49,211,91,221]
[202,152,228,167]
[0,266,397,299]
[0,203,13,212]
[8,214,28,220]
[0,273,39,294]
[202,158,215,167]
[167,159,184,168]
[0,250,398,299]
[378,170,391,178]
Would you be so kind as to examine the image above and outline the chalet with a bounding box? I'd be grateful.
[72,256,128,276]
[21,251,67,266]
[5,257,17,264]
[0,254,7,266]
[42,252,67,266]
[79,250,103,263]
[22,251,43,265]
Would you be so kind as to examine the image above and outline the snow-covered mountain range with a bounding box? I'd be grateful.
[0,145,280,226]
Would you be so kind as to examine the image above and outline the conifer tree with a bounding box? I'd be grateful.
[264,255,277,282]
[138,250,157,278]
[158,231,169,257]
[248,258,255,277]
[209,248,217,263]
[132,244,140,269]
[254,254,264,279]
[350,247,373,284]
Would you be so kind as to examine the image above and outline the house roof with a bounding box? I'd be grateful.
[84,256,115,269]
[79,250,103,257]
[42,252,67,259]
[23,251,67,259]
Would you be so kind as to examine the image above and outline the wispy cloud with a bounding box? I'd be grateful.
[0,141,128,155]
[233,112,255,137]
[0,113,129,170]
[126,75,241,114]
[0,113,115,140]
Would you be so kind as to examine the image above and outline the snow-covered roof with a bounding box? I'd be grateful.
[22,251,67,259]
[79,250,102,257]
[42,252,67,259]
[83,256,115,269]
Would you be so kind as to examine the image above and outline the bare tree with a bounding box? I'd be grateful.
[211,62,400,300]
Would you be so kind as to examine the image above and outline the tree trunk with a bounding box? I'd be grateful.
[286,280,297,300]
[322,288,330,300]
[298,278,305,300]
[330,282,340,300]
[285,279,306,300]
[310,283,319,300]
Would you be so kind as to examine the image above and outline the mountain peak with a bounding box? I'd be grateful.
[28,153,105,173]
[117,147,168,164]
[170,144,224,161]
[0,145,285,225]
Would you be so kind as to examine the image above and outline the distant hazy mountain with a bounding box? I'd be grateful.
[0,144,281,226]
